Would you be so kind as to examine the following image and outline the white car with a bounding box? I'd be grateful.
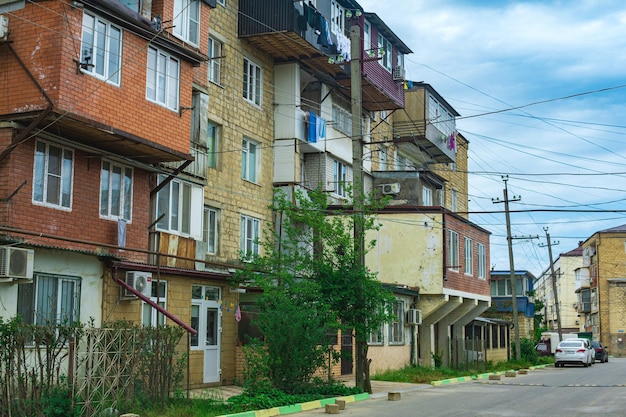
[554,339,594,367]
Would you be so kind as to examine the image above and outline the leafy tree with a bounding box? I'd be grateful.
[235,187,395,392]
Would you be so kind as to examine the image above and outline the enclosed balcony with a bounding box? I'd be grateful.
[393,82,458,164]
[238,0,411,111]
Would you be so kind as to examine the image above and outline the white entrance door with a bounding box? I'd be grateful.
[203,304,221,383]
[191,285,221,384]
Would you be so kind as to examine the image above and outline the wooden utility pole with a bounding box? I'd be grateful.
[492,176,521,360]
[540,227,562,339]
[349,24,367,392]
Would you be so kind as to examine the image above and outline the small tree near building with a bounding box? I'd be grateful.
[235,187,395,393]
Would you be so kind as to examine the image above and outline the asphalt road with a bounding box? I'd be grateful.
[298,358,626,417]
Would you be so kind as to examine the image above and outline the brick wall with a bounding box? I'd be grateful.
[443,213,491,297]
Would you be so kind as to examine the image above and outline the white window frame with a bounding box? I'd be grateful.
[242,137,259,183]
[379,146,387,171]
[333,159,347,198]
[389,300,404,345]
[208,36,222,84]
[363,20,371,51]
[216,0,224,5]
[243,57,262,106]
[33,140,74,210]
[332,104,352,137]
[142,280,167,327]
[173,0,200,45]
[330,0,345,34]
[478,243,486,279]
[448,230,459,271]
[99,160,133,221]
[146,46,180,111]
[368,322,384,345]
[17,273,81,327]
[464,237,473,275]
[240,214,260,258]
[203,206,220,255]
[80,12,122,85]
[422,186,432,206]
[206,121,219,169]
[190,285,221,349]
[155,174,203,239]
[377,33,392,71]
[451,189,458,212]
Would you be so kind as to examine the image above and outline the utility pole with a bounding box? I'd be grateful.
[349,24,367,392]
[540,227,562,339]
[492,176,522,360]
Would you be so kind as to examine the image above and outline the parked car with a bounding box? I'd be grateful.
[591,341,609,363]
[554,340,594,367]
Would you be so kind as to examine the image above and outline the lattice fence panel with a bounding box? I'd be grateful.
[72,328,137,416]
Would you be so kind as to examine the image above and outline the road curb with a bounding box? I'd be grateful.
[430,364,550,386]
[218,392,370,417]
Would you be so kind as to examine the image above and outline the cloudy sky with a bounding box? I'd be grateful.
[357,0,626,277]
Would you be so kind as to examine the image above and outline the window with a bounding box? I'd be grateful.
[80,12,122,85]
[142,280,167,327]
[243,57,262,106]
[451,189,458,212]
[379,146,387,171]
[363,20,371,50]
[208,36,222,84]
[333,159,347,197]
[206,122,219,169]
[155,174,203,238]
[190,286,221,348]
[332,105,352,137]
[422,187,432,206]
[173,0,199,45]
[216,0,224,5]
[242,138,259,182]
[203,206,220,254]
[17,273,81,326]
[368,323,384,345]
[240,214,260,258]
[389,300,404,344]
[464,237,473,275]
[100,160,133,221]
[377,34,392,71]
[330,0,344,34]
[146,46,180,111]
[118,0,141,13]
[448,230,459,271]
[33,141,74,210]
[490,277,524,297]
[478,243,486,279]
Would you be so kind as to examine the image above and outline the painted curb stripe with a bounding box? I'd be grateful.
[218,393,370,417]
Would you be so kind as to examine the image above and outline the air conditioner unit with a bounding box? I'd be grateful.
[382,183,400,195]
[122,271,152,299]
[0,246,34,280]
[406,308,422,325]
[393,65,405,80]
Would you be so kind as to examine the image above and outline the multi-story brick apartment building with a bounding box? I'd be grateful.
[0,0,259,389]
[576,224,626,356]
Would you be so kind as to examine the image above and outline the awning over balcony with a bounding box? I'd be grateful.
[4,110,192,164]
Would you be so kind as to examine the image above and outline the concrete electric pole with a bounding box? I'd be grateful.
[492,176,521,360]
[540,227,562,339]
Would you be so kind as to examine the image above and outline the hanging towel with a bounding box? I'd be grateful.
[308,111,318,143]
